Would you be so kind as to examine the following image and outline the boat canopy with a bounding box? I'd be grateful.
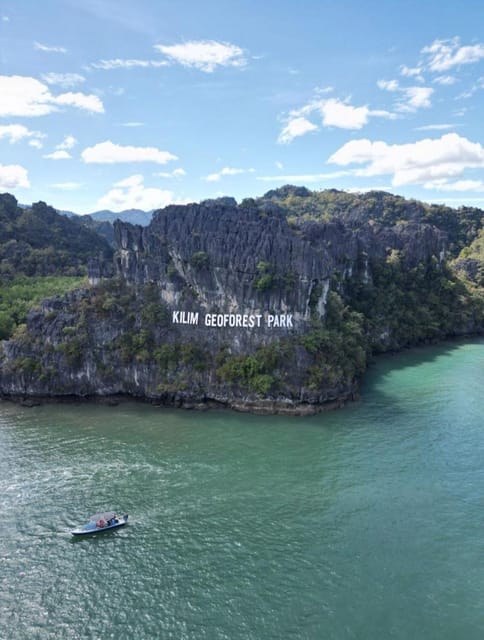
[89,512,116,522]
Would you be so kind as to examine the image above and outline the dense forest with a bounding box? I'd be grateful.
[0,193,112,340]
[258,187,484,352]
[261,186,483,257]
[0,194,112,278]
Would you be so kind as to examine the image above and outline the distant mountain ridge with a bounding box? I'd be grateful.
[87,208,154,225]
[59,207,153,226]
[18,202,153,247]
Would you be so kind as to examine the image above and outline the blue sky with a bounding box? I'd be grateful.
[1,0,484,213]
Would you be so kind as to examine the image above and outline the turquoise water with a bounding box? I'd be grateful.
[1,339,483,639]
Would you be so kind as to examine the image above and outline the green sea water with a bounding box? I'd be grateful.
[1,338,483,639]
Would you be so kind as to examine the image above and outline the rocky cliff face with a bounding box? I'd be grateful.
[115,197,446,325]
[116,198,337,328]
[1,191,479,414]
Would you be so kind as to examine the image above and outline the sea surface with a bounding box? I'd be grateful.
[1,338,483,639]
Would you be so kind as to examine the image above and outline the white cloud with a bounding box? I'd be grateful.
[377,79,399,91]
[121,122,144,127]
[345,185,394,194]
[456,90,474,100]
[0,124,45,144]
[115,175,144,188]
[275,161,284,170]
[400,65,424,81]
[51,182,83,190]
[278,117,318,144]
[155,168,186,178]
[42,135,77,160]
[154,40,246,72]
[431,197,484,203]
[81,140,177,164]
[319,99,376,129]
[0,75,104,116]
[96,174,184,211]
[42,73,86,88]
[90,59,168,70]
[257,171,349,182]
[434,198,484,205]
[315,86,334,95]
[204,167,255,182]
[433,75,457,85]
[378,77,433,112]
[397,86,433,112]
[423,179,484,192]
[318,99,395,129]
[0,163,30,189]
[34,41,67,53]
[28,139,43,149]
[43,150,71,160]
[455,77,484,100]
[0,76,56,116]
[415,123,457,131]
[328,133,484,187]
[422,37,484,72]
[280,97,395,142]
[57,135,77,150]
[54,91,104,113]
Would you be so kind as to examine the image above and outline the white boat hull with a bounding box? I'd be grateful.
[71,514,128,536]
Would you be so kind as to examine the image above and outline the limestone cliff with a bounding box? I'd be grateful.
[1,190,482,414]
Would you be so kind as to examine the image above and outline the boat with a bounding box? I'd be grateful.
[70,512,128,536]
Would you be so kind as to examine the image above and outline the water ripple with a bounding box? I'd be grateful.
[1,340,484,639]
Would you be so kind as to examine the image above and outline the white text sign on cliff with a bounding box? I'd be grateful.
[172,311,294,328]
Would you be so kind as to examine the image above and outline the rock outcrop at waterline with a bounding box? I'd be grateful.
[1,189,482,414]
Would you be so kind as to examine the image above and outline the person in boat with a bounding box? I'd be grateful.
[97,519,106,528]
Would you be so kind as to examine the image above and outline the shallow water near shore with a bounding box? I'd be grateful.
[1,338,483,639]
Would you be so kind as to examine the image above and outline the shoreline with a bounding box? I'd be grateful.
[1,335,482,417]
[0,389,360,417]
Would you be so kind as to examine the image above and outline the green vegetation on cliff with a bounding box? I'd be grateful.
[454,229,484,286]
[346,253,483,351]
[216,291,368,396]
[0,192,113,342]
[301,291,368,388]
[262,186,483,257]
[1,278,214,398]
[0,276,86,340]
[0,194,112,277]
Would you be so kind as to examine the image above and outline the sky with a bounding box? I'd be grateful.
[1,0,484,213]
